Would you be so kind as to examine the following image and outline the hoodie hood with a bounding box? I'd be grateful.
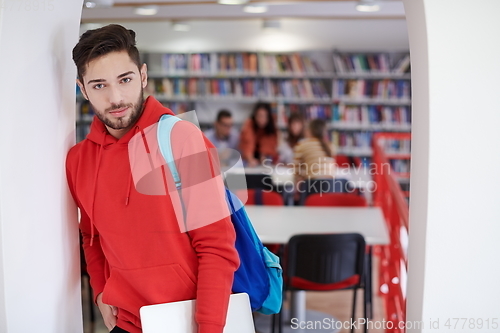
[85,96,175,245]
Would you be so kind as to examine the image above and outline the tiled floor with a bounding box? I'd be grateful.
[82,257,385,333]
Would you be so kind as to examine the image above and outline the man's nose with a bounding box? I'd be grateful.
[108,85,123,105]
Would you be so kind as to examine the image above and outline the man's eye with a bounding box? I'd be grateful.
[122,78,132,83]
[94,84,104,90]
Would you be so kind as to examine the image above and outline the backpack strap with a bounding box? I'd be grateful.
[157,114,183,190]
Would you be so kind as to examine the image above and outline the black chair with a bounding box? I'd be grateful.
[273,233,367,333]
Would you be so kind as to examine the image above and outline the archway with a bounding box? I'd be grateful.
[2,1,500,332]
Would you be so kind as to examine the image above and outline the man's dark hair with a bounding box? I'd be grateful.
[217,109,232,122]
[72,24,141,82]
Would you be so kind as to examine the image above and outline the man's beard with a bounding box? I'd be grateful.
[91,88,145,131]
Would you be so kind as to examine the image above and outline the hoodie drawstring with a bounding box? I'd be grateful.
[89,130,106,246]
[125,174,131,206]
[125,125,141,206]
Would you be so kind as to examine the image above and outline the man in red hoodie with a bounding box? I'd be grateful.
[66,24,240,333]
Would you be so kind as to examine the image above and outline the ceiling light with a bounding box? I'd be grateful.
[84,1,96,8]
[243,5,268,14]
[262,19,281,30]
[356,0,380,12]
[135,5,159,16]
[218,0,250,5]
[173,22,191,32]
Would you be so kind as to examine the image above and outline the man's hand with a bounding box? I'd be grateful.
[96,293,118,331]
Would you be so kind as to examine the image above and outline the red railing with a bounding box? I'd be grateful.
[372,132,410,333]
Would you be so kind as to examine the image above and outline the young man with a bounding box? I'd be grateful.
[204,110,240,168]
[67,24,239,333]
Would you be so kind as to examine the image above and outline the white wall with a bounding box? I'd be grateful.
[81,19,410,53]
[0,0,84,332]
[404,1,500,332]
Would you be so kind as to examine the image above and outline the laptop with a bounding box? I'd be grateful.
[140,293,255,333]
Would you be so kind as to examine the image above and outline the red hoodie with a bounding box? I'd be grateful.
[66,96,239,333]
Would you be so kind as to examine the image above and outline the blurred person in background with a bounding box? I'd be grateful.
[293,118,337,203]
[278,112,305,165]
[239,102,278,167]
[204,109,240,168]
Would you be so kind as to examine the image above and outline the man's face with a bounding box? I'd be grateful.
[215,116,233,138]
[77,50,148,138]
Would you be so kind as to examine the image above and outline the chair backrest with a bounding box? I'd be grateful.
[335,155,362,168]
[304,193,368,207]
[298,178,353,205]
[285,233,366,291]
[335,155,352,168]
[235,189,284,206]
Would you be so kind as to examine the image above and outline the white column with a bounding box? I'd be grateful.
[404,1,500,332]
[0,0,84,332]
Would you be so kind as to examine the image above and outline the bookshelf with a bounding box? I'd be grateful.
[329,51,411,158]
[373,132,412,200]
[76,50,412,159]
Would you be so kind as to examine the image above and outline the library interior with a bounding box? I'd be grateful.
[1,1,500,333]
[76,2,409,332]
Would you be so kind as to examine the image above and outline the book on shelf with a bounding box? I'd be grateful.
[331,131,374,156]
[215,52,258,74]
[259,53,324,75]
[393,54,411,74]
[377,138,411,155]
[190,53,211,73]
[332,104,411,130]
[333,53,392,74]
[332,79,411,102]
[161,54,189,74]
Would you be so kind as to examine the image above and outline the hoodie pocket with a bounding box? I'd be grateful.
[102,263,198,318]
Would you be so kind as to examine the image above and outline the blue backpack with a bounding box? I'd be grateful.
[157,114,283,315]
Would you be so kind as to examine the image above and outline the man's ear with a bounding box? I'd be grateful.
[140,63,148,89]
[76,79,89,100]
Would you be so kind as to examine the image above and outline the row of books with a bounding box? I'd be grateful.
[332,79,411,101]
[259,53,324,75]
[161,54,189,73]
[146,78,330,100]
[331,131,373,156]
[276,79,329,100]
[333,53,410,74]
[331,105,411,130]
[159,52,323,75]
[332,132,411,157]
[217,53,258,73]
[161,102,193,115]
[389,159,410,174]
[377,138,411,155]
